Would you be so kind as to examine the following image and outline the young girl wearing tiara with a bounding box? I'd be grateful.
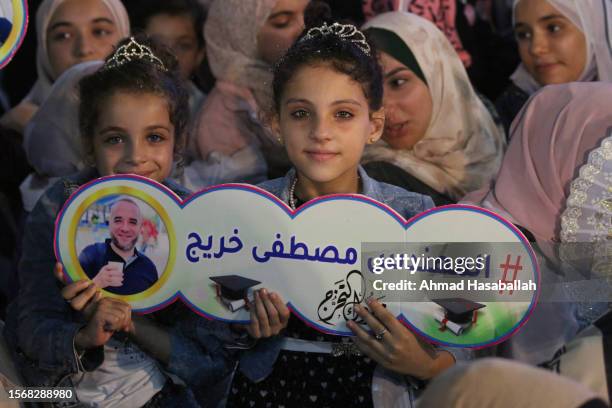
[4,35,284,407]
[227,22,457,407]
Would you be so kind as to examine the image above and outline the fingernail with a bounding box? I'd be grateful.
[261,288,268,296]
[354,305,361,312]
[366,297,374,305]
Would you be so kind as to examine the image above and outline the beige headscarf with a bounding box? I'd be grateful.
[362,12,505,201]
[511,0,612,94]
[25,0,130,105]
[204,0,277,109]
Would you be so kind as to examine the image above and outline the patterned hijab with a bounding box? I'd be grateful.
[25,0,129,105]
[362,12,505,201]
[362,0,472,66]
[511,0,612,94]
[204,0,277,108]
[462,82,612,242]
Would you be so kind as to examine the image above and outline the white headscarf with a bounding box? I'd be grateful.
[362,12,506,201]
[0,2,12,21]
[25,0,130,105]
[511,0,612,94]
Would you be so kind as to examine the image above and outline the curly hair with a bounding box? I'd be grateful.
[78,34,189,158]
[272,21,383,114]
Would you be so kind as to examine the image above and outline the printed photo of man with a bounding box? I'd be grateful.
[78,197,158,295]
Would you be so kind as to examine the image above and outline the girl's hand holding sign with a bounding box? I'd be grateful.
[348,298,454,380]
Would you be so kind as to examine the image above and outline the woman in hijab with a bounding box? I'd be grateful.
[19,61,103,212]
[361,12,505,204]
[495,0,612,135]
[0,0,129,134]
[345,82,610,408]
[10,0,129,211]
[184,0,309,190]
[467,82,611,245]
[464,81,612,364]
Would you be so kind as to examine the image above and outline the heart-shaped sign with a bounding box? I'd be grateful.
[0,0,28,69]
[55,175,539,347]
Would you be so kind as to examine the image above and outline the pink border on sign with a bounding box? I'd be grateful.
[54,176,540,348]
[0,0,29,69]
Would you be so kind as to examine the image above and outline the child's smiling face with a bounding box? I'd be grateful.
[275,63,384,192]
[91,91,175,183]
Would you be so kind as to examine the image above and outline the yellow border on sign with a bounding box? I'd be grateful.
[0,0,25,61]
[68,186,175,302]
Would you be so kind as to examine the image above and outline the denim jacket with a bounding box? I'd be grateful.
[258,166,435,219]
[256,168,471,393]
[2,168,258,407]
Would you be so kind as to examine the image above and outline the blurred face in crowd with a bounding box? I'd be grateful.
[257,0,309,65]
[514,0,587,86]
[92,91,175,183]
[46,0,121,79]
[145,13,204,80]
[109,200,142,252]
[379,51,432,150]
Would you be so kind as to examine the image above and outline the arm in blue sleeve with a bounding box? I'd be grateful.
[14,183,99,378]
[165,315,239,388]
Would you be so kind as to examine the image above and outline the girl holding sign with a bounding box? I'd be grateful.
[4,35,286,407]
[225,20,459,407]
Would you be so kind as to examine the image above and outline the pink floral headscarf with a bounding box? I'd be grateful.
[362,0,472,66]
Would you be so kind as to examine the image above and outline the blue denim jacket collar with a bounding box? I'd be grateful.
[269,166,390,205]
[258,166,434,220]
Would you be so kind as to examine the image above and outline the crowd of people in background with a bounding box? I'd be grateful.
[0,0,610,407]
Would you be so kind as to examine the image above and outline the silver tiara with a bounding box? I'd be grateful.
[103,37,167,72]
[301,22,371,56]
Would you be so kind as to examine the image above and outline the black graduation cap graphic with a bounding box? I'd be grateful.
[210,275,261,312]
[432,298,486,336]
